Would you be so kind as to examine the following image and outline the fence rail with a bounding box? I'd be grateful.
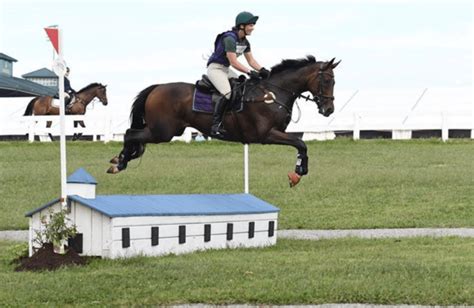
[18,110,473,143]
[20,114,201,143]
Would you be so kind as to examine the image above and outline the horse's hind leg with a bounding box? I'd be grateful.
[107,128,152,174]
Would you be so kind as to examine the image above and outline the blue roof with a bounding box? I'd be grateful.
[30,194,278,218]
[25,198,60,217]
[67,168,97,184]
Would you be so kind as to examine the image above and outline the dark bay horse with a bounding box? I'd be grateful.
[108,56,340,187]
[23,83,108,116]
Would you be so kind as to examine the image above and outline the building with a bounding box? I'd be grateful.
[26,168,279,259]
[22,68,58,89]
[0,52,57,97]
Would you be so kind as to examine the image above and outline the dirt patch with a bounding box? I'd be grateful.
[15,243,95,272]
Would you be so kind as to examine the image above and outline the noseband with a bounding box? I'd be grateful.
[313,71,334,107]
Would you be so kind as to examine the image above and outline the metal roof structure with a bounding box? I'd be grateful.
[0,53,17,62]
[0,52,58,97]
[22,67,58,78]
[0,75,58,97]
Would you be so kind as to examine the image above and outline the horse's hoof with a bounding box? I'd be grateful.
[288,172,301,188]
[107,166,120,174]
[109,156,119,164]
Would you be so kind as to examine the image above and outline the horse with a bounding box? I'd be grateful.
[23,83,108,139]
[107,56,340,187]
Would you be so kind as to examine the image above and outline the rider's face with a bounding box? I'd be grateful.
[243,24,255,35]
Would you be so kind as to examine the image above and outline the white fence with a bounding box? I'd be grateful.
[19,111,473,143]
[20,114,200,143]
[1,87,472,142]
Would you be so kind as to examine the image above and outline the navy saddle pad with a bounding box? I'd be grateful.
[192,75,244,114]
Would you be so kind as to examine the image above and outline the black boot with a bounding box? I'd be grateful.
[210,96,229,137]
[64,95,73,112]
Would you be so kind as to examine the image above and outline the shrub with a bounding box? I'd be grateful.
[34,208,77,252]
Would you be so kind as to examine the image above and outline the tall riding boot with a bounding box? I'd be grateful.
[210,96,229,137]
[64,96,71,112]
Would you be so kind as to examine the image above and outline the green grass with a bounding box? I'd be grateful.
[0,237,473,305]
[0,139,473,230]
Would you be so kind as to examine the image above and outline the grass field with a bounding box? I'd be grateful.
[1,237,473,305]
[1,138,473,305]
[0,138,473,230]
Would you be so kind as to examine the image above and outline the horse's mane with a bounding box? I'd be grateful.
[270,55,317,75]
[77,82,103,93]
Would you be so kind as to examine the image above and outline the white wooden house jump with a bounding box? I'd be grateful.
[26,168,279,259]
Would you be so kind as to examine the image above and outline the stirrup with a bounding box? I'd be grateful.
[211,123,227,137]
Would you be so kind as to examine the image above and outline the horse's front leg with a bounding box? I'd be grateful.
[262,128,308,187]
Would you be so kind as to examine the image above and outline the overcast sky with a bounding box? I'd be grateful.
[0,0,472,112]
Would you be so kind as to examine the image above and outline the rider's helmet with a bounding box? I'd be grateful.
[235,11,259,27]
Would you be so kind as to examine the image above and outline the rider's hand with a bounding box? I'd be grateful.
[248,70,260,80]
[259,67,270,79]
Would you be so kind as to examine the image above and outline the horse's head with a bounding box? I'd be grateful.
[95,84,108,106]
[76,83,109,107]
[308,58,341,117]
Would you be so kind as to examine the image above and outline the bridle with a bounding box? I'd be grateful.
[314,70,335,105]
[74,86,107,108]
[256,69,334,110]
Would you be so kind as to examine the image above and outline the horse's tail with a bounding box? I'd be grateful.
[23,97,38,116]
[130,84,159,129]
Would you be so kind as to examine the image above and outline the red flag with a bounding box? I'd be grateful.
[44,27,59,54]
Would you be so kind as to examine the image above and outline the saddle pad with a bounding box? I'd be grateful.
[192,88,244,114]
[192,89,213,113]
[51,99,60,107]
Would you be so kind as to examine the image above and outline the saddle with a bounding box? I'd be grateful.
[192,75,247,114]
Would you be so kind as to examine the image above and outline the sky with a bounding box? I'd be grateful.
[0,0,472,114]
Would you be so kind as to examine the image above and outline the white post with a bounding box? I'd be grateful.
[28,116,35,142]
[441,112,448,142]
[56,28,67,208]
[353,113,360,140]
[244,144,249,193]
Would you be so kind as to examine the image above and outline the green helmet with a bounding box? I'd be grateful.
[235,11,259,27]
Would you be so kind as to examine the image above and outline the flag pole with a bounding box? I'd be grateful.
[45,26,67,208]
[58,28,67,208]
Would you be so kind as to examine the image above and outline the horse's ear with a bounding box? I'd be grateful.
[322,58,335,71]
[332,60,341,69]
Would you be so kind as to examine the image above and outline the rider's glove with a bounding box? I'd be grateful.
[248,70,260,80]
[258,67,270,79]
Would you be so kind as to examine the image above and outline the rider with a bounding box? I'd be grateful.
[63,67,76,109]
[207,11,270,137]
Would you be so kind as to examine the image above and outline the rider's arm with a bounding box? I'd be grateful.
[244,52,262,71]
[226,52,251,74]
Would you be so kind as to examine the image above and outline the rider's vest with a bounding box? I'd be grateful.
[64,77,75,94]
[207,30,249,67]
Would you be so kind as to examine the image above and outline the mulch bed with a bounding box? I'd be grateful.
[15,243,95,272]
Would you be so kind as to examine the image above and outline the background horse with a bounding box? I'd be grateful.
[108,56,340,187]
[24,82,108,116]
[23,83,108,140]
